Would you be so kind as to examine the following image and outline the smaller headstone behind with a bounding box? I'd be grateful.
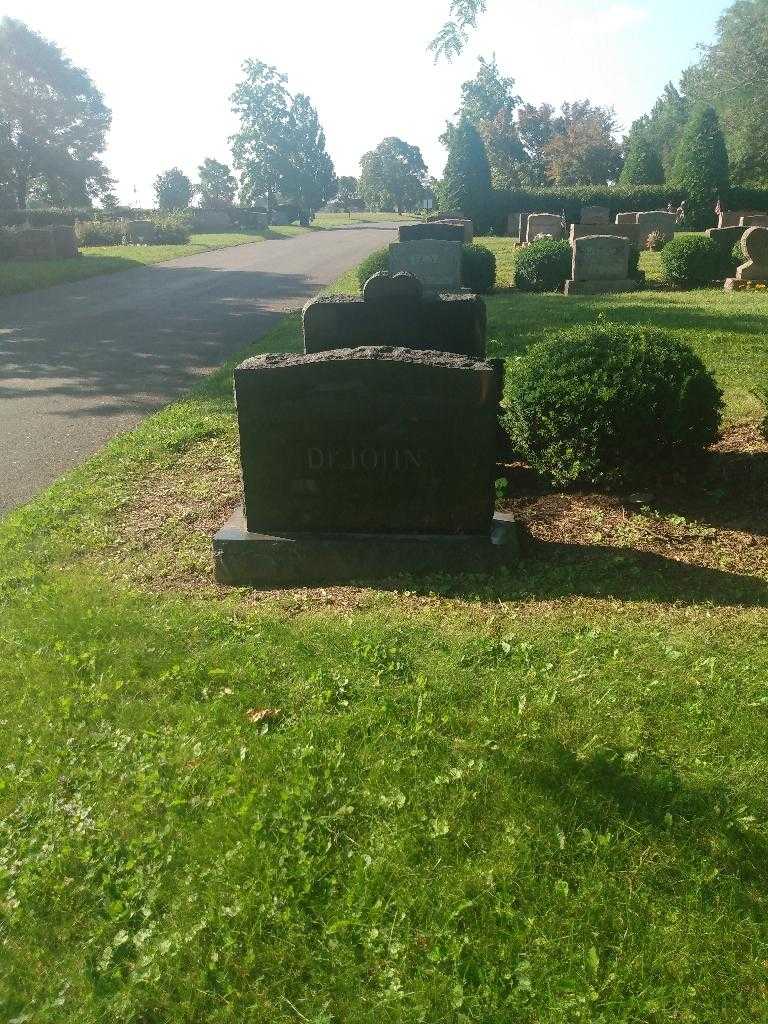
[636,211,676,248]
[725,226,768,290]
[581,206,610,225]
[570,222,641,247]
[389,239,462,293]
[565,234,640,295]
[616,212,638,224]
[50,225,79,259]
[399,221,466,244]
[15,228,57,261]
[303,271,486,358]
[526,213,564,243]
[740,215,768,228]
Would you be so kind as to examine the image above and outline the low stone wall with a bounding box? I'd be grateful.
[0,225,79,261]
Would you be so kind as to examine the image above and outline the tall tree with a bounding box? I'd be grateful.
[671,104,729,227]
[441,117,492,227]
[334,175,360,215]
[619,130,665,186]
[154,167,193,211]
[230,60,335,216]
[0,18,112,209]
[283,93,336,214]
[682,0,768,184]
[636,84,691,179]
[541,101,622,185]
[197,158,237,207]
[443,56,526,188]
[359,138,427,213]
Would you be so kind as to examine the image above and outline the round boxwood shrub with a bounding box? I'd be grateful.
[503,321,723,486]
[356,247,389,290]
[514,238,571,292]
[462,242,496,293]
[660,235,720,286]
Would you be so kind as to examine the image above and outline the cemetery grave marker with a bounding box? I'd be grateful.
[725,226,768,290]
[526,213,565,243]
[389,238,462,293]
[636,211,676,248]
[581,206,610,224]
[399,221,468,244]
[565,234,640,294]
[213,346,517,585]
[302,272,486,358]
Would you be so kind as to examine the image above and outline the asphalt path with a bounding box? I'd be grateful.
[0,224,397,514]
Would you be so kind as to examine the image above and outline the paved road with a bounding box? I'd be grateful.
[0,225,397,514]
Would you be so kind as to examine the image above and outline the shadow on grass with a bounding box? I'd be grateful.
[526,740,768,899]
[387,539,768,608]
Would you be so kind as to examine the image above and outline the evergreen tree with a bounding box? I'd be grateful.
[154,167,193,211]
[671,104,729,228]
[619,132,665,186]
[441,117,492,228]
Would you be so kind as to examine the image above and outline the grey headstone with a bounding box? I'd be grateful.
[399,221,466,243]
[615,212,639,225]
[581,206,611,225]
[526,213,564,243]
[302,272,486,359]
[636,211,676,247]
[740,215,768,228]
[570,223,641,247]
[389,239,462,293]
[734,226,768,280]
[571,234,630,281]
[124,220,156,244]
[233,347,501,535]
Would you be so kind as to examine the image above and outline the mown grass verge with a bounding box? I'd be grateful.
[1,238,768,1023]
[0,227,307,298]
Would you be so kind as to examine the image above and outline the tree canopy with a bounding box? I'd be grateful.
[672,104,730,227]
[154,167,193,211]
[359,137,428,213]
[682,0,768,184]
[230,60,336,214]
[441,117,492,225]
[618,130,665,186]
[0,17,112,208]
[429,0,487,61]
[197,158,237,208]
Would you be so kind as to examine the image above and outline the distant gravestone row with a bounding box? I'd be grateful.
[213,261,518,585]
[0,225,79,262]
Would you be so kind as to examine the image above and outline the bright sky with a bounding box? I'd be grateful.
[11,0,728,205]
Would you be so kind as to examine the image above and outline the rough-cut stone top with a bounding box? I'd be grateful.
[237,346,490,372]
[303,290,476,312]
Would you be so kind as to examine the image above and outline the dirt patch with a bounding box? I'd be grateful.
[94,424,768,608]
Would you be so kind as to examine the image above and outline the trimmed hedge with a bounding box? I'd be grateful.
[503,321,723,486]
[513,238,571,292]
[661,236,721,286]
[489,185,768,234]
[356,247,389,290]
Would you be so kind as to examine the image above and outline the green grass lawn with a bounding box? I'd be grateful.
[312,211,420,229]
[2,238,768,1022]
[0,227,307,298]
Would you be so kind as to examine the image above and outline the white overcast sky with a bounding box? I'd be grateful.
[10,0,727,205]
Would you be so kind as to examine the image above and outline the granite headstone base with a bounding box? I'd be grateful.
[213,508,519,587]
[564,278,641,295]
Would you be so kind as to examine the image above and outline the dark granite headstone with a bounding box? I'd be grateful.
[16,228,56,261]
[302,272,486,358]
[51,225,79,259]
[233,347,501,535]
[399,221,466,243]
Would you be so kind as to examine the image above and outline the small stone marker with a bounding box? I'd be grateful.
[564,234,640,295]
[389,238,462,293]
[581,206,610,225]
[725,226,768,290]
[15,228,57,261]
[302,272,486,358]
[213,346,517,584]
[399,220,469,243]
[526,213,564,243]
[636,211,676,248]
[615,212,638,224]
